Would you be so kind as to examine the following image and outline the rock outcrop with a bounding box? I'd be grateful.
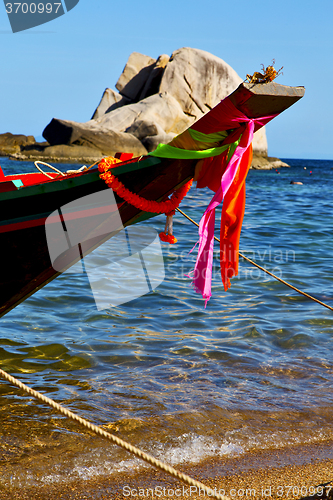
[251,154,290,170]
[115,52,156,101]
[7,47,277,166]
[0,133,35,156]
[91,89,131,120]
[159,48,241,119]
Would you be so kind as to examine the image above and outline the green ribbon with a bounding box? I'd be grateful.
[149,143,230,160]
[149,127,240,161]
[188,128,228,143]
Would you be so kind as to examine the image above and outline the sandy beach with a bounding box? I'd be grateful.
[2,440,333,500]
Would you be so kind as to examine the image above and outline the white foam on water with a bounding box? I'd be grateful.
[219,442,244,456]
[40,474,63,485]
[3,425,332,488]
[151,432,245,467]
[156,433,218,465]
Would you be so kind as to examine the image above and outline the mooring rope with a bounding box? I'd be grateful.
[176,207,333,313]
[0,367,229,500]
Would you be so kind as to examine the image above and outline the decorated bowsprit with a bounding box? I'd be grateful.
[149,81,305,304]
[0,81,304,317]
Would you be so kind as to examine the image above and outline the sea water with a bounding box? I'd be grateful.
[0,157,333,487]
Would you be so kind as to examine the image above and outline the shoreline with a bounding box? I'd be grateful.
[2,440,333,500]
[1,151,290,170]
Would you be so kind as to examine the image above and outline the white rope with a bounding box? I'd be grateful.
[34,161,66,179]
[66,166,88,175]
[34,161,88,178]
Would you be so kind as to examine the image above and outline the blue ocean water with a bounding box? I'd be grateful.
[0,157,333,487]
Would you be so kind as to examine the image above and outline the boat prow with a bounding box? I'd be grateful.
[0,81,305,318]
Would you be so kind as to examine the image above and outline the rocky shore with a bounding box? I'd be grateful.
[251,154,290,170]
[1,47,288,169]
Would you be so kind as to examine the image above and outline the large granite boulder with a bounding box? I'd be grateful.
[43,119,147,156]
[91,88,131,120]
[115,52,156,101]
[157,47,267,154]
[93,92,191,135]
[72,128,148,157]
[44,92,191,152]
[40,47,268,163]
[139,54,170,100]
[125,119,175,153]
[251,127,267,156]
[159,47,242,120]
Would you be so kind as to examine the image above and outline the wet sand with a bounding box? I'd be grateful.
[2,441,333,500]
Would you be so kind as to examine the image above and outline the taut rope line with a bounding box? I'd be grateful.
[0,367,229,500]
[176,207,333,313]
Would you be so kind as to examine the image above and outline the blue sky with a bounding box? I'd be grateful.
[0,0,332,159]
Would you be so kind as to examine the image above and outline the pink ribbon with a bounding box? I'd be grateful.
[191,98,278,305]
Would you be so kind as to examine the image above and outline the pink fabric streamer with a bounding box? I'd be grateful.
[191,98,278,305]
